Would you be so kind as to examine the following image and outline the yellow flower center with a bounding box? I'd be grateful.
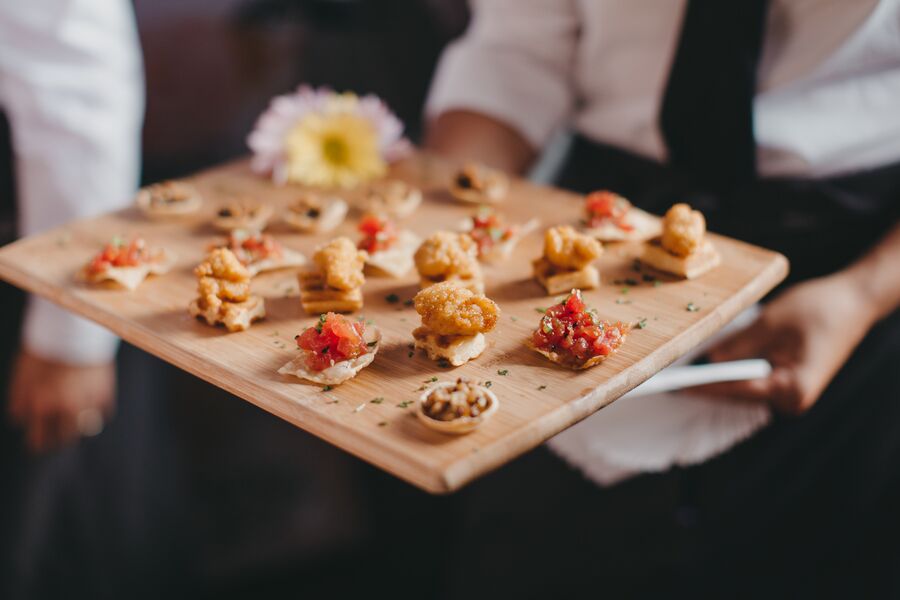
[283,112,386,189]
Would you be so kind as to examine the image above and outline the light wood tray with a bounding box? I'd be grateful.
[0,155,787,493]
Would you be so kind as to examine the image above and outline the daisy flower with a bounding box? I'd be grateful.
[247,86,411,189]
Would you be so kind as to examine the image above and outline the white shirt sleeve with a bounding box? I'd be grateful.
[0,0,144,365]
[425,0,579,150]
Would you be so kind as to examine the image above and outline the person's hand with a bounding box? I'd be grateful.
[8,349,116,452]
[700,274,875,415]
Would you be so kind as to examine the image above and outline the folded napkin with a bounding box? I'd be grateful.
[547,306,771,487]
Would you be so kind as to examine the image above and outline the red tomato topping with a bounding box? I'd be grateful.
[295,312,370,371]
[88,238,147,274]
[468,208,514,256]
[585,191,634,231]
[358,215,397,254]
[531,289,629,364]
[229,232,282,264]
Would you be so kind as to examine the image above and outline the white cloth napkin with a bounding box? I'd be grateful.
[547,306,771,487]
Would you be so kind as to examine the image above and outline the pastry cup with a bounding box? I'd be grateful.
[365,230,421,278]
[297,270,363,314]
[81,249,176,291]
[278,326,381,385]
[213,202,273,232]
[136,182,202,219]
[640,238,720,279]
[582,207,662,242]
[532,257,599,295]
[412,326,486,367]
[416,381,499,434]
[189,294,266,332]
[284,195,348,233]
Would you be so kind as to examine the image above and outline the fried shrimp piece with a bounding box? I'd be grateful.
[313,237,366,291]
[543,226,602,270]
[414,231,480,279]
[195,247,250,282]
[414,281,499,336]
[661,203,705,257]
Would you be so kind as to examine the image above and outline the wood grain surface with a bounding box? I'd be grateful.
[0,154,788,493]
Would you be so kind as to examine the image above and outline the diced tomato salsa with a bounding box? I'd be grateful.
[468,208,514,256]
[358,215,397,254]
[531,289,629,364]
[88,238,147,274]
[229,232,281,264]
[295,312,370,371]
[585,190,634,231]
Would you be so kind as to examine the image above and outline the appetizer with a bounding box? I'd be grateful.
[532,226,602,295]
[278,312,381,385]
[357,214,421,278]
[581,190,662,242]
[189,248,265,332]
[213,198,273,232]
[412,281,499,366]
[283,192,348,233]
[136,180,202,218]
[527,289,630,370]
[81,237,175,290]
[641,203,720,279]
[460,206,539,264]
[217,229,306,276]
[361,179,422,219]
[417,377,499,434]
[414,231,484,293]
[298,237,366,314]
[450,163,509,204]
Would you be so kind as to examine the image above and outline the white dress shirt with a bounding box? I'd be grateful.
[0,0,143,364]
[427,0,900,178]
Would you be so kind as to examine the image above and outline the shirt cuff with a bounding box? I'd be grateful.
[21,296,119,365]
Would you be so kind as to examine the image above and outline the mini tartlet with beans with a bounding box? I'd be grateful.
[450,163,509,204]
[213,199,273,232]
[417,377,499,434]
[284,192,348,233]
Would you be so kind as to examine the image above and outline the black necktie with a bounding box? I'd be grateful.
[660,0,770,190]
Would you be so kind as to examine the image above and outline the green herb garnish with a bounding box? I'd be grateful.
[538,385,547,391]
[484,381,492,388]
[385,293,400,304]
[687,302,700,312]
[322,385,333,392]
[636,318,648,329]
[497,369,509,376]
[371,397,385,404]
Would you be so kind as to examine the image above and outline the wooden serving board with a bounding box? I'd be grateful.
[0,154,787,493]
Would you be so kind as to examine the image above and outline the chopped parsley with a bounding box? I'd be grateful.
[497,369,509,376]
[371,397,385,404]
[315,313,327,332]
[615,298,632,305]
[535,307,547,314]
[484,381,492,388]
[636,318,648,329]
[687,302,700,312]
[407,350,414,358]
[653,280,663,288]
[321,385,333,392]
[397,400,413,409]
[385,293,400,304]
[537,384,547,391]
[620,287,630,295]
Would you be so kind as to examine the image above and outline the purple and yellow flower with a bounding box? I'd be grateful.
[247,86,410,189]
